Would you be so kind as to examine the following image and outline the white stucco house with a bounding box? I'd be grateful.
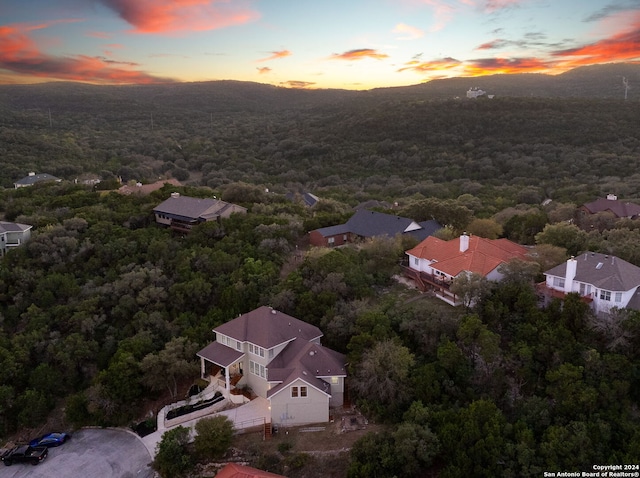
[197,306,347,427]
[541,252,640,315]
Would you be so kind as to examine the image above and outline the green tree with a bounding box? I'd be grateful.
[535,223,588,257]
[141,337,199,399]
[193,415,234,460]
[153,426,193,478]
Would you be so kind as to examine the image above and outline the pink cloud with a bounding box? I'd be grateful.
[280,80,315,88]
[98,0,260,34]
[0,22,174,84]
[257,66,271,74]
[393,23,424,40]
[330,49,389,61]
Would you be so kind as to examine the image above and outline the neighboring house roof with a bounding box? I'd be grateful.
[286,192,319,207]
[407,234,530,277]
[214,306,323,349]
[216,463,285,478]
[545,252,640,291]
[581,197,640,218]
[153,195,246,221]
[14,173,61,187]
[314,209,441,242]
[0,221,32,234]
[267,340,346,399]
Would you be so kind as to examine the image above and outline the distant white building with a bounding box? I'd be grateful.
[466,87,486,99]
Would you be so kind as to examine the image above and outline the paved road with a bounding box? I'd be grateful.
[0,428,154,478]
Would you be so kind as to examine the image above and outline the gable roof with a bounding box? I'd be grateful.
[14,173,61,187]
[581,197,640,218]
[314,209,441,242]
[216,463,285,478]
[0,221,31,234]
[153,195,246,221]
[545,252,640,292]
[214,306,323,349]
[407,234,530,277]
[267,340,347,399]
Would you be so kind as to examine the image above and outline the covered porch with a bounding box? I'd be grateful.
[197,342,246,398]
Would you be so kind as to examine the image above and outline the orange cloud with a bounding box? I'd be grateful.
[552,16,640,69]
[256,50,291,62]
[0,22,174,84]
[398,57,461,73]
[281,80,315,88]
[257,66,271,74]
[99,0,260,34]
[462,57,551,75]
[330,49,389,61]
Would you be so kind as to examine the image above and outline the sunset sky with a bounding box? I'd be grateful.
[1,0,639,90]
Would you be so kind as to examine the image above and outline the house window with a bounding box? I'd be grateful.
[553,277,565,288]
[249,344,265,357]
[600,290,611,301]
[331,377,339,384]
[615,292,622,302]
[414,257,419,266]
[250,360,265,378]
[579,283,592,296]
[236,341,241,351]
[291,386,307,397]
[269,349,274,359]
[328,237,335,245]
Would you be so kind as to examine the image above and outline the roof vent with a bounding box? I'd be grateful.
[171,192,180,198]
[309,350,315,356]
[596,262,603,269]
[271,309,277,315]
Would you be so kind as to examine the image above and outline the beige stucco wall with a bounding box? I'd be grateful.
[269,379,329,426]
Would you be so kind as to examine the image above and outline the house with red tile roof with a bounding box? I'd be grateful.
[403,233,531,305]
[216,463,285,478]
[197,306,347,428]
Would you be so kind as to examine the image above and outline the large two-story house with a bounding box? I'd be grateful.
[541,252,640,315]
[153,193,247,233]
[404,233,531,305]
[197,306,347,427]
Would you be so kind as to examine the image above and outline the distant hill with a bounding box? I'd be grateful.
[0,63,637,115]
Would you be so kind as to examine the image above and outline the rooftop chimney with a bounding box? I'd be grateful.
[170,192,180,198]
[460,233,469,252]
[565,256,577,293]
[28,172,35,176]
[607,194,617,201]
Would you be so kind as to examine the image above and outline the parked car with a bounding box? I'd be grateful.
[1,445,48,466]
[28,432,71,448]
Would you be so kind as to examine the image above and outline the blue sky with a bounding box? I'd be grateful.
[0,0,639,89]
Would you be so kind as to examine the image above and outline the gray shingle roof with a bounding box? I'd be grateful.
[582,198,640,218]
[0,221,31,233]
[314,209,441,241]
[545,252,640,291]
[196,342,244,367]
[153,195,245,221]
[14,173,61,187]
[214,306,323,349]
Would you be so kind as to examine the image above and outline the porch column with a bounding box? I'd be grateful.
[225,367,231,390]
[200,357,206,379]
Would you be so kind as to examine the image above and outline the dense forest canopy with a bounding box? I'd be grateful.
[1,63,640,477]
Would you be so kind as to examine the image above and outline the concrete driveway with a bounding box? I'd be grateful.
[0,428,154,478]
